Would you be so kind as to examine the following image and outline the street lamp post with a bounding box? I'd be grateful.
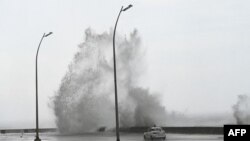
[35,32,53,141]
[112,4,132,141]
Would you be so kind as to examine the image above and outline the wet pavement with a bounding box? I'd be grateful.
[0,133,223,141]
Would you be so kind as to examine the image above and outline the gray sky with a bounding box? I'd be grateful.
[1,0,250,128]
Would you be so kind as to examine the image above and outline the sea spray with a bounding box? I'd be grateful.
[233,95,250,124]
[52,28,167,133]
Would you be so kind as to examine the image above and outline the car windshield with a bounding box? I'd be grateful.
[149,127,162,132]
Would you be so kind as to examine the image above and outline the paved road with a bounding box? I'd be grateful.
[0,133,223,141]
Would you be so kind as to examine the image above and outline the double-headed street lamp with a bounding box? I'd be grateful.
[35,32,53,141]
[112,4,132,141]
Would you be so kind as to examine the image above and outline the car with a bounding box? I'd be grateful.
[143,126,166,140]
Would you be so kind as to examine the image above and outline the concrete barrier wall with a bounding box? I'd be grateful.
[0,128,57,134]
[120,127,223,135]
[0,127,223,135]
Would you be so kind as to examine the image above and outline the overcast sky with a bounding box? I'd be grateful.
[1,0,250,129]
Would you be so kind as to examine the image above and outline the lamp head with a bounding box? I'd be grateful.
[122,4,133,11]
[44,32,53,37]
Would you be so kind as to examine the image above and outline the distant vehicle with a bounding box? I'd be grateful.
[143,126,166,140]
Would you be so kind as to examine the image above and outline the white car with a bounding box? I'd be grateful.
[143,126,166,140]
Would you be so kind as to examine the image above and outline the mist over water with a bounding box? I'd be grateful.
[233,95,250,124]
[52,28,167,133]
